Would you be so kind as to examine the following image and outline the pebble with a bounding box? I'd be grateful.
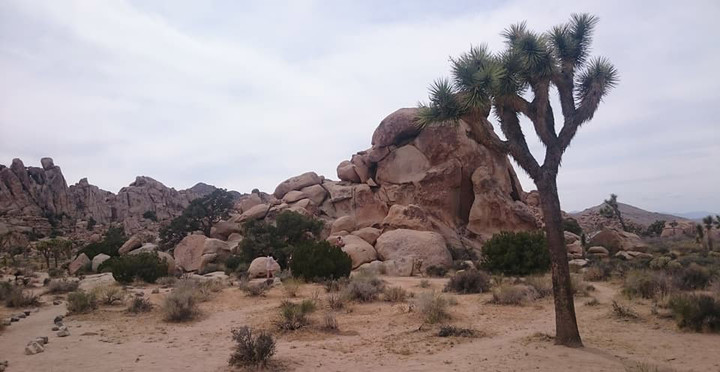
[18,313,26,319]
[33,336,49,345]
[25,341,44,355]
[52,326,59,331]
[10,317,19,322]
[54,315,64,324]
[57,329,70,337]
[23,310,31,316]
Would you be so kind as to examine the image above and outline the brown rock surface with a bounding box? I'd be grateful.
[375,229,452,276]
[173,235,208,272]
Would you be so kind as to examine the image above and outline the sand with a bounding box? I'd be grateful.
[1,275,718,372]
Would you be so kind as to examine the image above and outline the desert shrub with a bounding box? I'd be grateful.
[46,279,79,294]
[668,293,720,332]
[48,267,65,278]
[492,284,539,305]
[157,276,177,287]
[224,255,245,272]
[612,301,639,319]
[623,270,670,299]
[282,278,302,297]
[67,291,98,314]
[649,256,671,270]
[240,280,269,297]
[3,285,39,308]
[673,263,711,291]
[419,279,431,289]
[571,275,596,297]
[163,287,199,322]
[444,270,491,294]
[323,278,349,293]
[93,285,125,305]
[343,272,385,302]
[107,252,169,284]
[228,326,276,368]
[562,217,583,236]
[78,226,127,259]
[425,265,448,278]
[173,279,221,302]
[277,299,316,330]
[525,275,553,298]
[481,231,550,275]
[438,326,477,337]
[142,210,158,222]
[290,240,352,281]
[383,286,409,302]
[416,291,450,324]
[127,297,153,313]
[327,293,345,310]
[322,313,339,332]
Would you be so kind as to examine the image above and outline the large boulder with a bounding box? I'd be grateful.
[382,204,432,231]
[374,229,452,276]
[273,172,322,199]
[239,204,270,221]
[337,160,361,183]
[173,235,208,272]
[331,215,357,234]
[203,238,231,260]
[210,221,242,240]
[351,227,382,245]
[118,235,143,255]
[248,257,281,278]
[156,251,176,274]
[588,228,648,254]
[69,253,90,275]
[376,145,430,184]
[300,184,327,205]
[282,190,307,204]
[340,235,378,269]
[371,108,421,147]
[91,253,111,272]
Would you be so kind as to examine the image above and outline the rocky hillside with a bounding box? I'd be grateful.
[0,158,232,237]
[570,202,688,232]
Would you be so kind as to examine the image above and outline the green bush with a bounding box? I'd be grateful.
[290,240,352,281]
[229,326,276,368]
[107,252,169,284]
[224,255,245,272]
[481,231,550,276]
[160,189,234,249]
[668,294,720,332]
[78,226,127,259]
[425,265,448,278]
[444,270,491,294]
[673,263,711,290]
[67,291,98,314]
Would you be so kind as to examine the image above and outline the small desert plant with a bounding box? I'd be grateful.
[277,299,316,330]
[157,276,177,287]
[383,286,409,302]
[583,265,610,282]
[46,279,80,294]
[3,285,39,308]
[418,279,431,288]
[416,291,450,324]
[668,293,720,332]
[174,279,218,302]
[67,291,98,314]
[93,285,125,305]
[425,265,448,277]
[163,287,199,322]
[240,279,269,297]
[282,277,302,297]
[525,275,553,298]
[322,312,339,332]
[623,270,671,299]
[481,231,550,275]
[437,326,477,337]
[127,297,153,313]
[343,272,385,302]
[327,293,345,310]
[323,278,348,293]
[444,270,491,294]
[492,284,539,305]
[624,361,676,372]
[228,326,276,368]
[612,301,639,319]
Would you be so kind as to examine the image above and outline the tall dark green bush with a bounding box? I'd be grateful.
[107,252,169,284]
[481,231,550,276]
[290,241,351,281]
[79,226,127,259]
[562,218,583,236]
[159,189,234,249]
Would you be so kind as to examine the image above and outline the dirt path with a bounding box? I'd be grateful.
[1,277,719,371]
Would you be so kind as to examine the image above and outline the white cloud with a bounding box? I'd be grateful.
[0,0,718,213]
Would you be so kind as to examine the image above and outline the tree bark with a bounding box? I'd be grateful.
[537,171,583,347]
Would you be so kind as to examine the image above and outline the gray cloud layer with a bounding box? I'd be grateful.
[1,0,718,213]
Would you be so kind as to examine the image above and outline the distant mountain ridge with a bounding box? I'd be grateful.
[667,211,719,221]
[569,202,689,233]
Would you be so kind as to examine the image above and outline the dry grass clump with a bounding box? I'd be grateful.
[612,300,639,320]
[156,276,177,287]
[67,291,98,314]
[92,285,125,305]
[127,297,153,313]
[583,265,610,282]
[444,270,491,294]
[415,291,450,324]
[437,325,479,337]
[163,284,201,322]
[276,299,316,330]
[491,284,539,305]
[240,280,270,297]
[322,312,339,332]
[623,270,671,299]
[585,297,600,306]
[524,275,553,298]
[282,278,302,297]
[418,279,431,288]
[323,278,349,292]
[228,326,276,368]
[1,283,39,308]
[624,361,678,372]
[46,279,80,294]
[667,293,720,332]
[343,272,385,302]
[327,293,345,310]
[383,286,409,302]
[571,275,596,297]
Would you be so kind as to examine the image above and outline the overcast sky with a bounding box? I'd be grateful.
[1,0,718,214]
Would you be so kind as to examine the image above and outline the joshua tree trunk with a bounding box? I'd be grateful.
[537,171,582,347]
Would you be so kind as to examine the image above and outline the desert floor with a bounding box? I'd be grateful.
[1,275,718,372]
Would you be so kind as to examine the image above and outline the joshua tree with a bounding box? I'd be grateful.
[669,220,679,235]
[35,238,72,268]
[702,215,714,252]
[417,14,617,347]
[695,224,705,246]
[599,193,627,231]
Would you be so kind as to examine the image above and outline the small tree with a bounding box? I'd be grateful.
[35,238,72,268]
[160,189,234,249]
[417,14,617,346]
[599,193,627,231]
[702,216,714,253]
[645,220,666,237]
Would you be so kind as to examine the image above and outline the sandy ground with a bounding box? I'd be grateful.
[1,275,719,372]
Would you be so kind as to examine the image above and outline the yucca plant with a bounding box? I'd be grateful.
[417,14,618,347]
